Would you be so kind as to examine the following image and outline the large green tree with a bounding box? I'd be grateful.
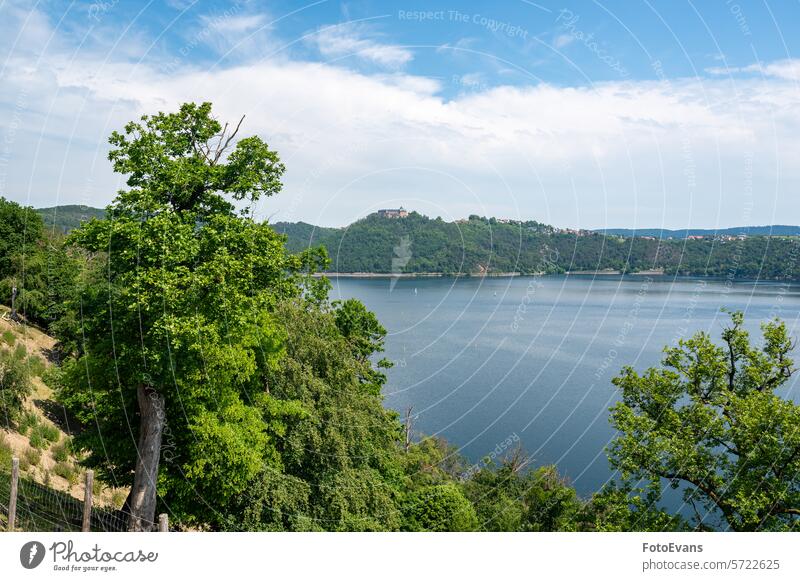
[610,311,800,531]
[58,103,318,530]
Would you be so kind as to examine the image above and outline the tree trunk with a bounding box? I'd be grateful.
[127,384,165,531]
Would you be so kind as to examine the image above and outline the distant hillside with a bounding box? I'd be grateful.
[36,205,105,233]
[270,212,800,279]
[595,225,800,238]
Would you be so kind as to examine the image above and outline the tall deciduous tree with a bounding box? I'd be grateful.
[59,103,318,530]
[610,311,800,531]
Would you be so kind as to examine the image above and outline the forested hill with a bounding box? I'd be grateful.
[597,225,800,238]
[271,212,800,279]
[36,205,106,233]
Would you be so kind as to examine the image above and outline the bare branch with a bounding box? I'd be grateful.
[213,115,245,164]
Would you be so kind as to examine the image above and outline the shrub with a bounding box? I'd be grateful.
[0,348,31,423]
[403,484,479,531]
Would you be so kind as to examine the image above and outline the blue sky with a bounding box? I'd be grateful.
[2,1,800,228]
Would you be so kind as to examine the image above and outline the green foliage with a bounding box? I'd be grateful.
[0,196,80,328]
[610,311,800,531]
[462,449,583,532]
[403,484,478,531]
[57,102,330,528]
[0,197,43,282]
[1,330,15,346]
[0,347,31,424]
[583,482,685,532]
[231,300,406,531]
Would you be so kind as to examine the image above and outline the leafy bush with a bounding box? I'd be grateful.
[403,484,479,531]
[0,348,31,424]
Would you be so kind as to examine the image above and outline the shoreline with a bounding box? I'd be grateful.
[313,270,797,282]
[315,272,524,279]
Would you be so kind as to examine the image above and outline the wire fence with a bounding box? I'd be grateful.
[0,461,165,532]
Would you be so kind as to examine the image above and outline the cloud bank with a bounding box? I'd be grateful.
[1,5,799,230]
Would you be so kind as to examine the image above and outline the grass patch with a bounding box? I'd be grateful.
[29,422,59,450]
[52,438,71,463]
[111,488,127,508]
[0,433,12,467]
[25,355,46,377]
[23,447,41,468]
[17,410,39,435]
[53,461,79,486]
[1,330,15,345]
[37,422,60,443]
[29,430,46,450]
[13,343,27,359]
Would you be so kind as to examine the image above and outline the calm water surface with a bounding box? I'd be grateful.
[330,275,800,497]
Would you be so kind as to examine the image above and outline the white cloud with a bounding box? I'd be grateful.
[199,13,268,34]
[706,59,800,81]
[3,5,800,231]
[312,22,413,69]
[553,34,574,49]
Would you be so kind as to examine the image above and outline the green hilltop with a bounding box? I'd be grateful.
[272,211,800,279]
[35,205,106,233]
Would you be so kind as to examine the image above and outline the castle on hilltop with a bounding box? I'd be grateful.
[377,207,408,219]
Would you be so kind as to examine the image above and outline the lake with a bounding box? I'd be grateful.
[330,274,800,500]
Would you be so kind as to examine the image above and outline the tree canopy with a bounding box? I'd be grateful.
[610,311,800,531]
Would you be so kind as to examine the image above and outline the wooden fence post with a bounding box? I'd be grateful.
[158,513,168,532]
[82,470,93,532]
[8,457,19,531]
